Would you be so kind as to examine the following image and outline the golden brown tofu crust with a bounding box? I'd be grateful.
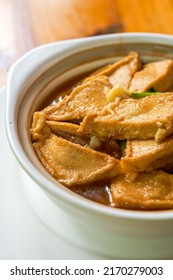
[84,51,142,88]
[46,121,90,146]
[129,59,173,92]
[79,93,173,140]
[43,75,111,122]
[33,135,121,187]
[31,112,121,187]
[111,171,173,210]
[121,136,173,173]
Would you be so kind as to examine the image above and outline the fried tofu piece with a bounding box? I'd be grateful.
[84,52,141,88]
[79,93,173,140]
[46,121,80,135]
[46,120,90,146]
[31,112,121,187]
[31,111,50,141]
[111,171,173,210]
[129,59,173,92]
[33,136,121,187]
[121,136,173,173]
[43,75,111,122]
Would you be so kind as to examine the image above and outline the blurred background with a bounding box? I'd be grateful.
[1,0,173,87]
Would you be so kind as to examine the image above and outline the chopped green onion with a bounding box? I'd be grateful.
[118,140,126,157]
[131,87,159,98]
[131,92,158,98]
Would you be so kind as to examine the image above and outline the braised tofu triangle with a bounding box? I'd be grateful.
[111,171,173,210]
[31,112,121,187]
[33,136,121,187]
[129,59,173,92]
[121,136,173,173]
[84,52,141,88]
[43,75,111,122]
[46,121,90,146]
[79,93,173,140]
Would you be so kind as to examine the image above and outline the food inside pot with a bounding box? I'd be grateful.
[30,51,173,210]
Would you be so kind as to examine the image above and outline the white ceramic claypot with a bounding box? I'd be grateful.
[6,33,173,259]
